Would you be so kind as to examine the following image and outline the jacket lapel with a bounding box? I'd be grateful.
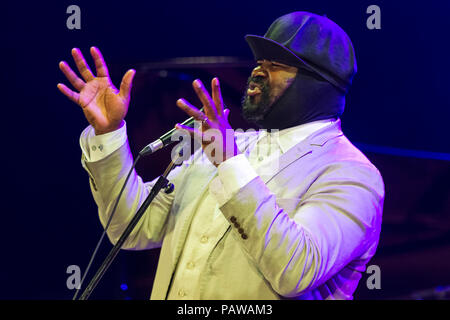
[256,119,344,184]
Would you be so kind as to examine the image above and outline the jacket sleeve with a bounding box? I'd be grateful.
[217,161,384,297]
[82,140,187,250]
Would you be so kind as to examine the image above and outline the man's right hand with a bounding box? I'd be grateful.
[57,47,136,135]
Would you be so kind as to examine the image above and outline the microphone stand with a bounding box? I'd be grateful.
[77,150,182,300]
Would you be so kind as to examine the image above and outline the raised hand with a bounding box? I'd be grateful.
[175,78,240,167]
[57,47,136,135]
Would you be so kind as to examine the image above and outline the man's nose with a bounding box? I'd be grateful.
[251,65,267,78]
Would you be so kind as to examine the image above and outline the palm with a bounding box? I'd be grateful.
[57,47,135,134]
[80,77,124,130]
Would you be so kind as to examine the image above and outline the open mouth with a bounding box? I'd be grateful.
[247,82,262,96]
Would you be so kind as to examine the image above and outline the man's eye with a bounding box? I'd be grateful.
[255,61,283,68]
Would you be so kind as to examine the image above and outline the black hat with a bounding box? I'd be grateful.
[245,12,357,93]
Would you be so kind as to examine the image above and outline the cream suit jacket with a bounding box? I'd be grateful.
[82,119,384,299]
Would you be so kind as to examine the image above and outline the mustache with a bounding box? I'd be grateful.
[247,75,267,86]
[245,76,270,97]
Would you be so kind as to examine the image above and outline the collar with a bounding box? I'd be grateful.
[261,118,337,153]
[235,117,342,157]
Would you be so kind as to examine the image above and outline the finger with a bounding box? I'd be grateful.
[71,48,95,82]
[57,83,80,104]
[193,79,218,120]
[59,61,85,91]
[211,77,224,116]
[119,69,136,100]
[90,46,110,78]
[224,108,230,119]
[176,98,207,122]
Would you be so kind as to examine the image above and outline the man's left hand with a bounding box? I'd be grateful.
[175,77,240,167]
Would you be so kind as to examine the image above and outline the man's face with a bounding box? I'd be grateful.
[242,59,298,123]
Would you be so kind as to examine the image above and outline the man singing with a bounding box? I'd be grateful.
[57,12,384,300]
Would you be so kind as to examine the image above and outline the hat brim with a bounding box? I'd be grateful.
[245,34,348,92]
[245,34,309,68]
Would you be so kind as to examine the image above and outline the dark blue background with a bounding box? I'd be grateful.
[2,1,450,299]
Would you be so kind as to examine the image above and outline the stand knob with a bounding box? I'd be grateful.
[164,182,175,194]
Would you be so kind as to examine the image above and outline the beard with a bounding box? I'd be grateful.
[241,76,272,124]
[241,69,345,130]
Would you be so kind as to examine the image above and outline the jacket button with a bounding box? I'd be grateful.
[230,216,237,223]
[241,233,248,240]
[238,228,244,234]
[234,222,240,228]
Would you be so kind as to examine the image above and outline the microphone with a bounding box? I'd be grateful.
[139,108,203,157]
